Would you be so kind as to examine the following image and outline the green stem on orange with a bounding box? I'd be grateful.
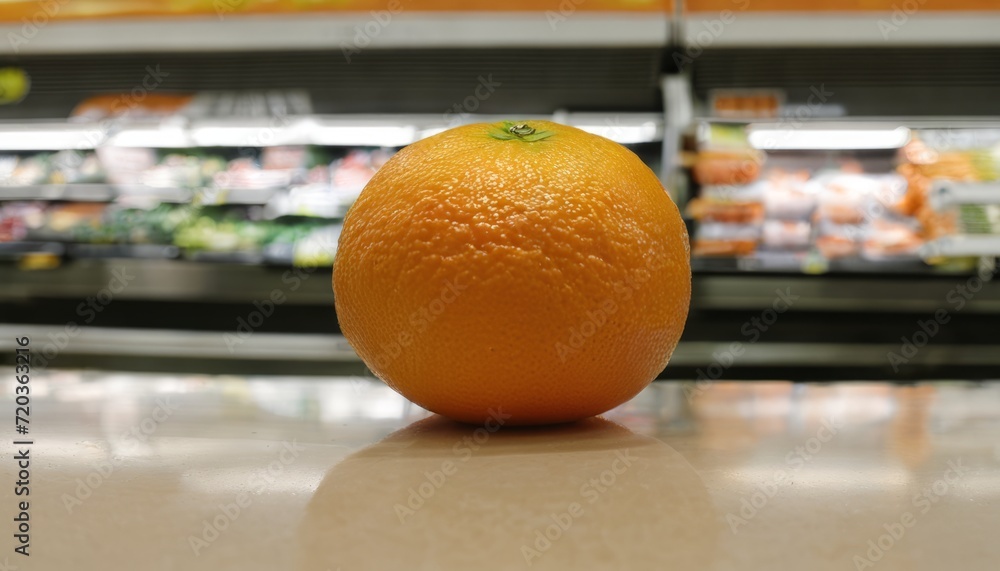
[488,121,555,142]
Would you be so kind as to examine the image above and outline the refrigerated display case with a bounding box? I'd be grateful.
[685,119,1000,273]
[1,4,998,380]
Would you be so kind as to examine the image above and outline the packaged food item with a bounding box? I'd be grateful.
[0,155,17,185]
[27,203,107,241]
[261,146,310,171]
[141,154,204,188]
[172,207,270,253]
[897,137,979,217]
[761,171,817,220]
[292,224,341,267]
[687,182,764,223]
[761,220,812,251]
[861,218,924,260]
[50,150,105,184]
[8,154,50,185]
[686,198,764,224]
[213,158,292,190]
[692,223,759,257]
[70,93,194,120]
[692,149,764,186]
[95,204,195,245]
[814,174,881,225]
[0,202,45,242]
[873,174,909,215]
[266,183,345,219]
[814,219,864,259]
[96,147,157,185]
[331,150,379,189]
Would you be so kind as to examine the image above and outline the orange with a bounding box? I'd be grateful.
[334,120,690,425]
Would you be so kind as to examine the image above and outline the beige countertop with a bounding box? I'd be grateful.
[2,372,998,570]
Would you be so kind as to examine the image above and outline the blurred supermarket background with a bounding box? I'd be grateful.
[1,0,999,380]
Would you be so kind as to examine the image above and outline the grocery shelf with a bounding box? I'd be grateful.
[746,125,910,151]
[0,184,117,202]
[929,181,1000,210]
[683,13,1000,47]
[1,258,998,313]
[922,236,1000,258]
[0,13,670,55]
[0,241,64,257]
[691,255,937,275]
[0,184,195,203]
[197,187,283,206]
[65,244,180,260]
[0,113,665,151]
[697,116,1000,129]
[3,323,999,378]
[0,324,359,362]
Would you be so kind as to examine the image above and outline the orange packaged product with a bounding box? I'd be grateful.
[71,93,195,121]
[861,218,924,260]
[814,219,863,259]
[686,198,764,224]
[692,222,760,257]
[692,150,764,186]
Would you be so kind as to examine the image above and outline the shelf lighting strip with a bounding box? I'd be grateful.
[0,114,664,152]
[747,126,911,151]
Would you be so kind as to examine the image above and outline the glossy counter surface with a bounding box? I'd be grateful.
[2,373,998,570]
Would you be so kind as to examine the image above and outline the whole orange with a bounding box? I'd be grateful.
[334,120,690,425]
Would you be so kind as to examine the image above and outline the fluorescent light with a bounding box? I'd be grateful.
[311,125,416,147]
[109,126,192,148]
[574,121,660,144]
[190,125,295,147]
[0,124,105,151]
[748,126,910,150]
[418,127,449,139]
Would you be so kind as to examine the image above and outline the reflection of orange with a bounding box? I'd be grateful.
[889,385,935,469]
[334,121,691,425]
[300,416,717,570]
